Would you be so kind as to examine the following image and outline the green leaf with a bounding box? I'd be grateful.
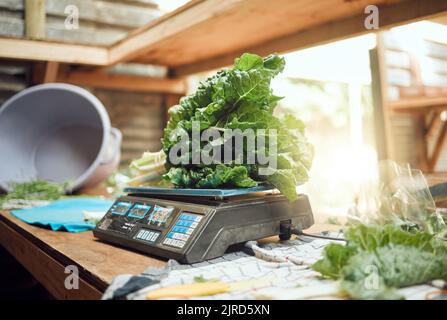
[263,54,285,75]
[312,224,447,299]
[312,243,357,279]
[234,53,264,71]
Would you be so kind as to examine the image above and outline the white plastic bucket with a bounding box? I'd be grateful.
[0,83,121,191]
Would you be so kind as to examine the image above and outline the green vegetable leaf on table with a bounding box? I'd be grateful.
[312,224,447,299]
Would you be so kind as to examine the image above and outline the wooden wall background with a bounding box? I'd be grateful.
[0,0,161,45]
[379,28,447,172]
[0,0,166,168]
[93,89,164,166]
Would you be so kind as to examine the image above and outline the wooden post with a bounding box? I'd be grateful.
[429,120,447,171]
[25,0,46,40]
[415,113,429,172]
[369,36,394,161]
[43,61,60,83]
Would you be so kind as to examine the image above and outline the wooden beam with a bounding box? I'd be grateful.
[57,71,186,94]
[425,110,442,140]
[415,114,429,171]
[25,0,46,40]
[171,0,447,76]
[0,38,109,65]
[43,61,60,83]
[2,0,447,70]
[429,120,447,171]
[108,0,216,63]
[390,95,447,111]
[370,36,395,161]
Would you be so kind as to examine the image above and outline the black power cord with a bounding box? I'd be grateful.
[279,220,346,242]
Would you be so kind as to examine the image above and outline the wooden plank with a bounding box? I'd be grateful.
[415,114,429,171]
[0,218,102,299]
[112,0,399,66]
[25,0,46,40]
[3,0,447,68]
[168,0,447,76]
[429,120,447,171]
[0,14,25,38]
[0,211,166,290]
[370,36,395,161]
[45,0,161,29]
[0,38,109,65]
[57,71,186,94]
[43,61,59,83]
[426,110,441,140]
[0,0,24,10]
[390,95,447,111]
[0,73,27,92]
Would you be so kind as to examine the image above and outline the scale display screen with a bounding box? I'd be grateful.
[111,201,132,215]
[147,205,174,227]
[128,203,151,218]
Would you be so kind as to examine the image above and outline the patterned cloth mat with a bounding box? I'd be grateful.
[102,234,441,300]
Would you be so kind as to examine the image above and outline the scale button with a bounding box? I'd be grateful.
[194,216,202,222]
[180,213,192,220]
[180,234,189,241]
[176,220,186,227]
[145,232,154,240]
[190,222,199,228]
[175,240,184,248]
[177,220,192,227]
[151,233,159,241]
[172,233,181,240]
[176,233,188,241]
[175,226,188,233]
[185,228,193,235]
[175,240,186,248]
[167,232,175,239]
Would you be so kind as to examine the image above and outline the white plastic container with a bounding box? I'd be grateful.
[0,83,122,191]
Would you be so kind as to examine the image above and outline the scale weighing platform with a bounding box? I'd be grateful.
[93,186,314,263]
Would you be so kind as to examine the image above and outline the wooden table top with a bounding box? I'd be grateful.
[0,210,166,299]
[0,205,336,299]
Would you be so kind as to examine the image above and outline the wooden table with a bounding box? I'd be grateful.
[0,210,166,299]
[0,209,334,300]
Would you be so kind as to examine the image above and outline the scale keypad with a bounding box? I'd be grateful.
[163,212,203,248]
[134,229,160,243]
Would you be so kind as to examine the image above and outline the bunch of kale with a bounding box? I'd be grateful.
[161,53,313,201]
[312,224,447,299]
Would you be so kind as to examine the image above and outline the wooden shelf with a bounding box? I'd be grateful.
[57,70,186,94]
[389,95,447,112]
[121,0,447,75]
[0,0,446,75]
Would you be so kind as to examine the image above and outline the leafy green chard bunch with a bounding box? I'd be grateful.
[312,224,447,299]
[162,53,313,201]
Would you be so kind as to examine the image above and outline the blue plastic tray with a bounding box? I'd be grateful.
[123,185,274,198]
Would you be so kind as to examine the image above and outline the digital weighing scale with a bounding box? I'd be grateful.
[93,186,314,263]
